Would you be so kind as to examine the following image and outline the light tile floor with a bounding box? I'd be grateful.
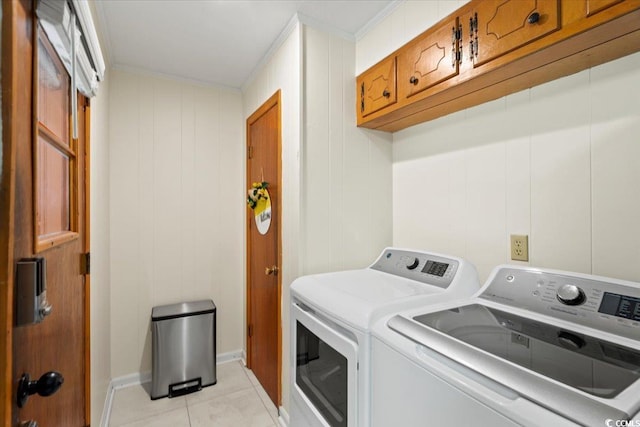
[109,360,280,427]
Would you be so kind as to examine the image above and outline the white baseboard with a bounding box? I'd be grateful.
[99,349,244,427]
[100,381,115,427]
[217,348,244,365]
[278,406,290,427]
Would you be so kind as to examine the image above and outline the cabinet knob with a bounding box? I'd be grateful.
[382,89,390,98]
[527,12,540,24]
[409,76,418,85]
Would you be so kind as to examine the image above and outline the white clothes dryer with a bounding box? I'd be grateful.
[290,247,481,427]
[372,265,640,427]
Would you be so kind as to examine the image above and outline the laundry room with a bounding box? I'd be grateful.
[2,1,640,426]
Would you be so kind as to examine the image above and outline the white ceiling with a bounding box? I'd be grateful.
[95,0,394,89]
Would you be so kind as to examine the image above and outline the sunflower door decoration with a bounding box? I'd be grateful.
[247,177,271,235]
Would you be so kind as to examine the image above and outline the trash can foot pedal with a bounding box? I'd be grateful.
[168,378,202,398]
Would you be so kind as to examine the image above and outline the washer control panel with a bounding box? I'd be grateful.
[370,249,459,289]
[480,267,640,340]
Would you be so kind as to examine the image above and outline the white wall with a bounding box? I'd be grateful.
[109,69,244,377]
[302,26,392,274]
[90,68,111,425]
[358,1,640,283]
[242,21,302,416]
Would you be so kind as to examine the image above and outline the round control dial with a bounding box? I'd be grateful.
[406,257,420,270]
[556,284,586,306]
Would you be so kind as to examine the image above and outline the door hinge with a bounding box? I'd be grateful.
[470,12,478,34]
[247,324,253,337]
[81,252,90,275]
[247,146,254,159]
[470,12,479,60]
[452,24,463,67]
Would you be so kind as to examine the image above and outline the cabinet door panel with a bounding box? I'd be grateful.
[470,0,560,66]
[587,0,624,16]
[400,18,459,99]
[359,56,397,117]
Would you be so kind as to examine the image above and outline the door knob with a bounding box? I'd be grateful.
[265,266,279,276]
[17,371,64,408]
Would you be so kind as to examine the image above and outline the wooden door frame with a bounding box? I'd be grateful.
[1,1,19,425]
[245,90,282,406]
[83,97,92,426]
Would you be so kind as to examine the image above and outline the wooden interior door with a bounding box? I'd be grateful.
[246,91,282,407]
[3,2,90,425]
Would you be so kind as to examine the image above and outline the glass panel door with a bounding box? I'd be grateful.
[35,24,78,251]
[296,321,348,427]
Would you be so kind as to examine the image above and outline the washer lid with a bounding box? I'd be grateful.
[388,305,640,427]
[292,269,443,331]
[414,304,640,398]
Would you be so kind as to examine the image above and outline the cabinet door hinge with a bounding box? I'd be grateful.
[81,252,90,275]
[469,13,479,60]
[247,146,253,159]
[452,24,463,67]
[247,324,253,337]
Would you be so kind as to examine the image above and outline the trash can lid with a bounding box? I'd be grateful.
[152,299,216,321]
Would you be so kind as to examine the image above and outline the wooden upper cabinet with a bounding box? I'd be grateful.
[358,56,397,117]
[399,18,461,100]
[356,0,640,131]
[586,0,624,16]
[464,0,560,67]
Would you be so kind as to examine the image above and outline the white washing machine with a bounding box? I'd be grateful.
[372,265,640,427]
[290,247,481,427]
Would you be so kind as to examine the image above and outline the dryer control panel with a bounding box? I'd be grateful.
[480,267,640,340]
[370,249,459,289]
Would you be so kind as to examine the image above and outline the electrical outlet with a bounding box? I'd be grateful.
[510,234,529,261]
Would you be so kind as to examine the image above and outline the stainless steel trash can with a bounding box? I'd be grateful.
[151,300,216,399]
